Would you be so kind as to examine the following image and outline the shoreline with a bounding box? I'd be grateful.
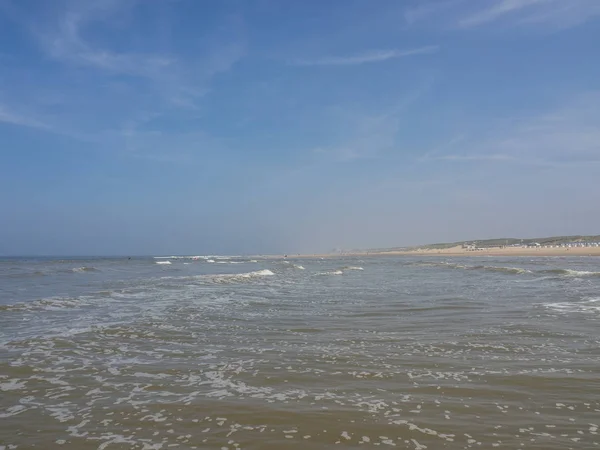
[281,246,600,259]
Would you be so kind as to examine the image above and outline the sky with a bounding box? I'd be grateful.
[1,0,599,255]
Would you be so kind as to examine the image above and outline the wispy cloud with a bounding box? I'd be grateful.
[0,104,51,130]
[0,0,246,159]
[459,0,549,27]
[458,0,600,29]
[312,80,434,162]
[421,91,600,167]
[403,0,600,31]
[24,0,245,111]
[290,45,439,67]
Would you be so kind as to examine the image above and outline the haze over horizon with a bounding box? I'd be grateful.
[1,0,599,256]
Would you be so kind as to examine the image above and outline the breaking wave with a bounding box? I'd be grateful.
[412,262,530,275]
[159,269,275,285]
[70,266,99,273]
[155,261,172,265]
[0,296,83,312]
[471,265,532,275]
[341,266,364,271]
[206,269,275,284]
[542,297,600,315]
[542,269,600,277]
[412,261,600,278]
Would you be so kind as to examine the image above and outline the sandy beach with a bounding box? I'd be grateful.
[363,245,600,257]
[280,245,600,259]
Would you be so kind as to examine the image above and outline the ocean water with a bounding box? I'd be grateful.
[1,255,600,449]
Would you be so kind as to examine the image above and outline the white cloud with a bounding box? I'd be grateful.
[0,0,246,156]
[28,0,244,110]
[312,81,433,162]
[403,0,600,31]
[459,0,549,27]
[458,0,600,29]
[290,46,439,66]
[0,104,51,130]
[421,91,600,167]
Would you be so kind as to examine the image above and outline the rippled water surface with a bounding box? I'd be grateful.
[1,255,600,449]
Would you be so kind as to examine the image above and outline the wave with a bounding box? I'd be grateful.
[471,265,531,275]
[341,266,364,271]
[155,261,172,265]
[278,262,305,270]
[4,266,100,277]
[413,261,600,280]
[70,266,99,273]
[414,261,600,278]
[542,269,600,277]
[412,262,468,269]
[207,269,275,284]
[317,270,343,276]
[1,270,48,279]
[542,297,600,315]
[0,296,83,312]
[160,269,275,285]
[412,261,531,275]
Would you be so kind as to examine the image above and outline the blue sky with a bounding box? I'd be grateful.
[1,0,599,255]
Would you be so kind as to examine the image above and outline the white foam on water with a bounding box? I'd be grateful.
[480,266,531,274]
[155,261,171,265]
[293,265,305,270]
[197,269,276,285]
[343,266,364,271]
[563,269,600,277]
[0,296,83,312]
[0,404,27,418]
[0,379,26,391]
[544,268,600,277]
[415,261,533,275]
[542,297,600,315]
[317,270,343,276]
[71,266,98,273]
[212,269,275,279]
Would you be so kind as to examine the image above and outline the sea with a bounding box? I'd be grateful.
[1,255,599,449]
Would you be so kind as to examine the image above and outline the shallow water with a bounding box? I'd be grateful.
[1,255,599,449]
